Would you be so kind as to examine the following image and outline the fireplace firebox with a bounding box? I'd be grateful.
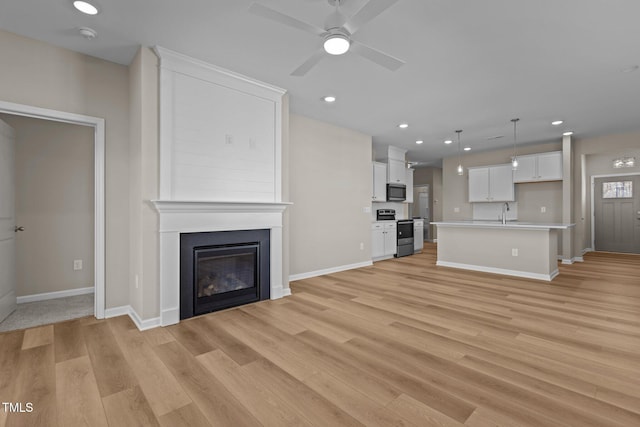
[180,229,270,319]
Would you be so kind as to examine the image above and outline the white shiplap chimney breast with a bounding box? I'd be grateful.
[152,47,290,326]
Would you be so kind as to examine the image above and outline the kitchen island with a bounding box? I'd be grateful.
[431,221,574,281]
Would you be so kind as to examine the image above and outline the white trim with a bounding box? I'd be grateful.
[561,259,574,265]
[128,307,161,331]
[0,100,106,319]
[573,256,584,262]
[590,172,640,251]
[583,247,593,254]
[17,287,94,304]
[104,305,130,318]
[289,261,373,282]
[436,260,558,281]
[104,305,161,331]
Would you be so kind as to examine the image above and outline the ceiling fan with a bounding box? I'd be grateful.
[249,0,405,76]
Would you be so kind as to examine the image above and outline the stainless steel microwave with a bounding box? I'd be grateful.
[386,183,406,201]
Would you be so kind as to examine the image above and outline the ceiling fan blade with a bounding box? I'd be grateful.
[248,3,325,36]
[291,49,326,76]
[343,0,400,34]
[350,40,404,71]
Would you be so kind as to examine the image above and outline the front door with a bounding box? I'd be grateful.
[0,119,16,322]
[594,175,640,254]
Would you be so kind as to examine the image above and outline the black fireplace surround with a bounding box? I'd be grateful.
[180,229,270,320]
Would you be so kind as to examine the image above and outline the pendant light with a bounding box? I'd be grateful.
[456,130,464,175]
[511,118,520,170]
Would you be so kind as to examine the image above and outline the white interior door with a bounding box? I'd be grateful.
[0,119,16,323]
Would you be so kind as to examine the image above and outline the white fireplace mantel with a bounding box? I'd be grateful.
[152,200,292,326]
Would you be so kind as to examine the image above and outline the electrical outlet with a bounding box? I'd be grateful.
[359,242,364,250]
[541,206,546,213]
[135,274,139,289]
[73,259,83,270]
[454,207,460,213]
[363,206,371,213]
[512,248,519,257]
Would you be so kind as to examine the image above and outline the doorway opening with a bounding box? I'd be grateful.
[0,100,105,330]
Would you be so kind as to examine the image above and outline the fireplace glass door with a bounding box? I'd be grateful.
[196,244,257,298]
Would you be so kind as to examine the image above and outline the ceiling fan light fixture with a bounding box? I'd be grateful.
[323,33,350,55]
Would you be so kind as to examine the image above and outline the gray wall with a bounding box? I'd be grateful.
[289,114,372,276]
[573,132,640,254]
[0,29,130,308]
[0,115,94,297]
[442,141,562,222]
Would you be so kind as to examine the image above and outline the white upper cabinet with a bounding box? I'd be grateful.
[387,159,407,184]
[372,162,387,202]
[405,168,414,203]
[513,151,563,183]
[468,164,514,202]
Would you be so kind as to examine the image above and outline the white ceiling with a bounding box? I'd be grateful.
[2,0,640,166]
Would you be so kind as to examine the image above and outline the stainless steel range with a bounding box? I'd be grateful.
[396,219,414,257]
[376,209,414,258]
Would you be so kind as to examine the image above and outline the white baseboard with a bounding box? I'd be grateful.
[561,258,574,265]
[436,260,557,281]
[582,248,592,254]
[270,286,292,299]
[17,286,94,304]
[289,261,373,282]
[573,256,584,262]
[104,305,160,331]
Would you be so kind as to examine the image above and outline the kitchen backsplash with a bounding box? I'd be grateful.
[473,202,518,221]
[372,202,409,220]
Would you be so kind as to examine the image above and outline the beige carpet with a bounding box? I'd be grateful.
[0,293,94,332]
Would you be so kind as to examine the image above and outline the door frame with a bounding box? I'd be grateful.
[0,100,105,319]
[590,172,640,252]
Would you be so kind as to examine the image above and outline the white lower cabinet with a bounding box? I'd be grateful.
[372,222,397,260]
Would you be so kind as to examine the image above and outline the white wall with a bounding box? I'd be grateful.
[0,29,130,308]
[0,115,94,297]
[289,114,372,276]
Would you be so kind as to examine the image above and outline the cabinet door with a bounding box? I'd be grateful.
[405,168,414,203]
[513,155,537,183]
[372,162,387,201]
[384,223,397,256]
[371,224,385,258]
[536,151,563,181]
[489,164,515,201]
[387,159,406,184]
[468,167,490,202]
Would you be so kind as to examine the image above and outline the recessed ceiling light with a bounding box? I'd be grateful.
[416,140,424,145]
[398,123,409,129]
[563,131,574,136]
[73,1,99,15]
[551,120,563,126]
[323,96,336,103]
[464,147,471,151]
[444,140,453,144]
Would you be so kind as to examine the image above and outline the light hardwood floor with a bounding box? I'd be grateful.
[1,244,639,426]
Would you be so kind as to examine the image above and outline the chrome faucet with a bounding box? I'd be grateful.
[501,202,510,224]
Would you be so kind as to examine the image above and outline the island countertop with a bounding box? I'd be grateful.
[431,221,574,230]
